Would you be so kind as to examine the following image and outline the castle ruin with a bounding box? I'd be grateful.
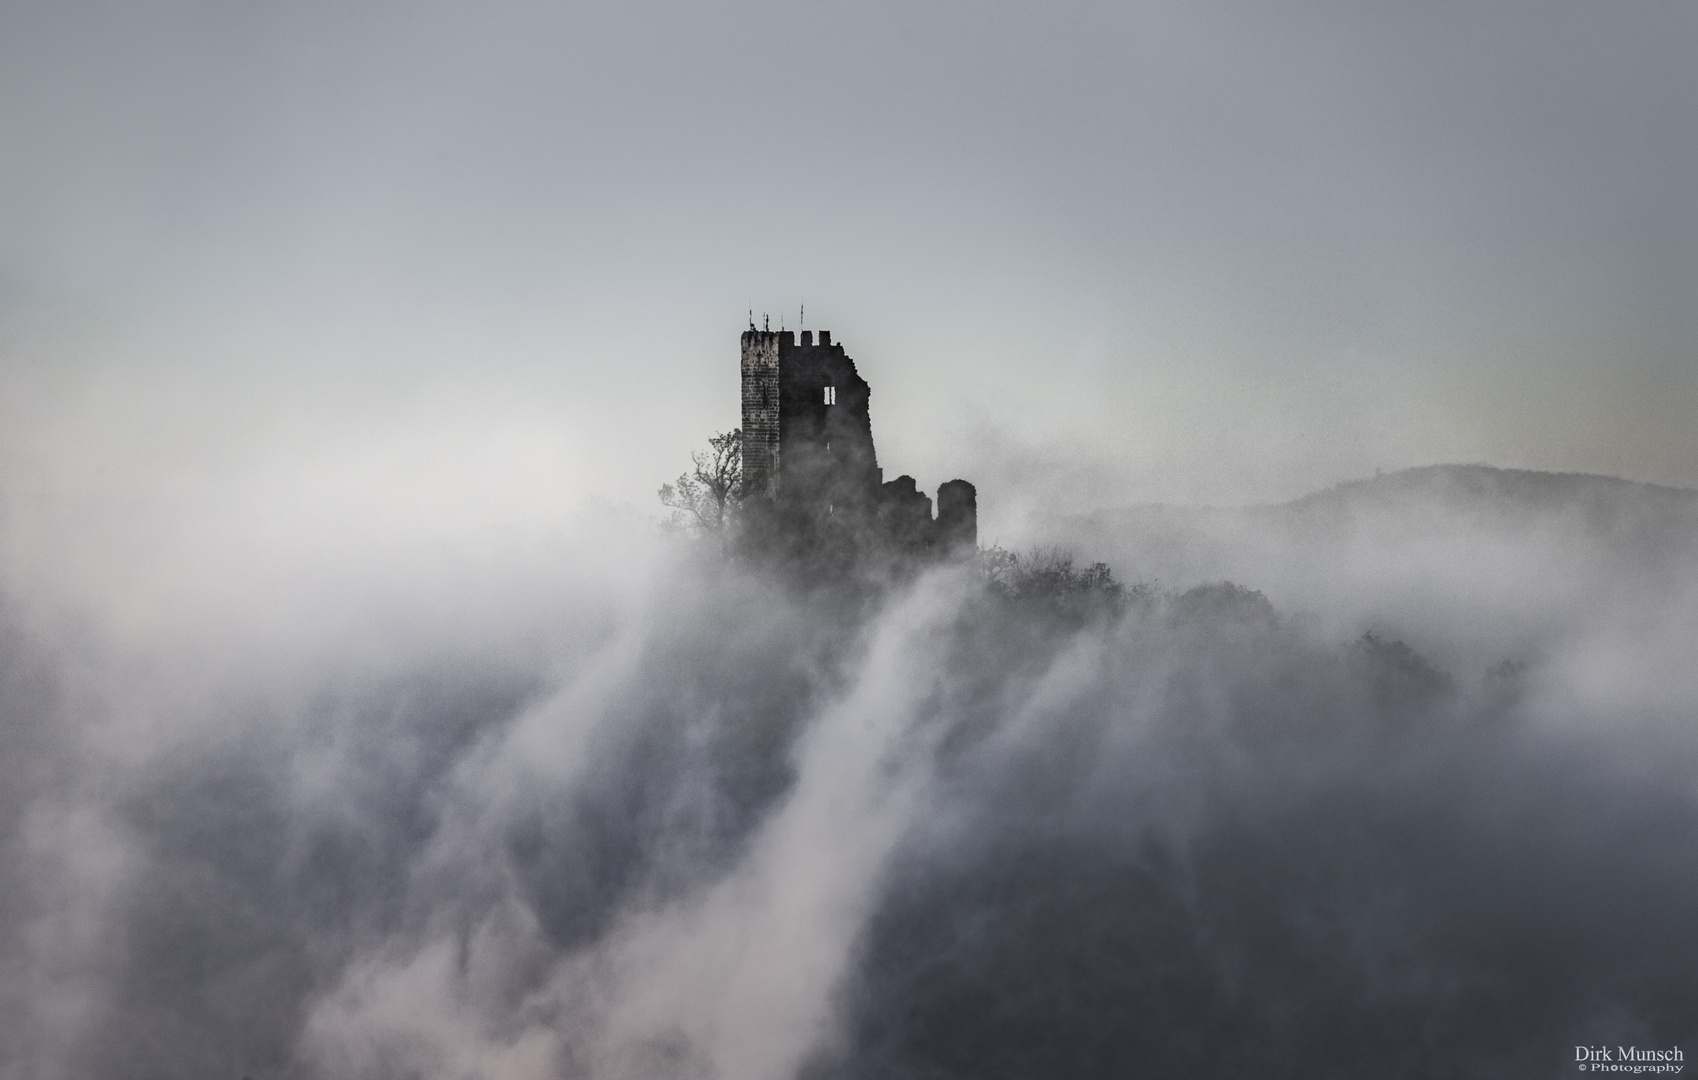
[740,326,976,560]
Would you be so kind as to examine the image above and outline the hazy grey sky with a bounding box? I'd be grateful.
[2,0,1694,519]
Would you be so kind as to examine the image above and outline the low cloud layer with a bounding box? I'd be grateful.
[1,463,1696,1079]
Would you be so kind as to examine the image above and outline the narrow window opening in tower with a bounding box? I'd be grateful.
[824,386,836,405]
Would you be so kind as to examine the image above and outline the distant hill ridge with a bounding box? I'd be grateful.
[1054,464,1698,602]
[1279,464,1697,516]
[1075,464,1698,525]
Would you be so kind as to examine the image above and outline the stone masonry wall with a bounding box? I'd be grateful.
[740,331,781,500]
[739,325,976,561]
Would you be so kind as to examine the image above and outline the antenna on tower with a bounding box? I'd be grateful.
[749,307,754,331]
[800,300,804,329]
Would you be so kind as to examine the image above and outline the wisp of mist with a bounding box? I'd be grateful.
[2,444,1696,1080]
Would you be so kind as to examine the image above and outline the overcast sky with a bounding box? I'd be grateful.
[2,0,1694,525]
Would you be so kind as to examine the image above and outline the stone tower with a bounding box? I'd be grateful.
[739,326,975,556]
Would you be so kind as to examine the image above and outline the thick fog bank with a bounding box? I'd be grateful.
[1042,465,1698,680]
[1,473,1696,1079]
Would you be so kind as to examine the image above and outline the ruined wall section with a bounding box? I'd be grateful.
[777,330,880,520]
[739,326,977,562]
[740,331,782,500]
[935,478,978,553]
